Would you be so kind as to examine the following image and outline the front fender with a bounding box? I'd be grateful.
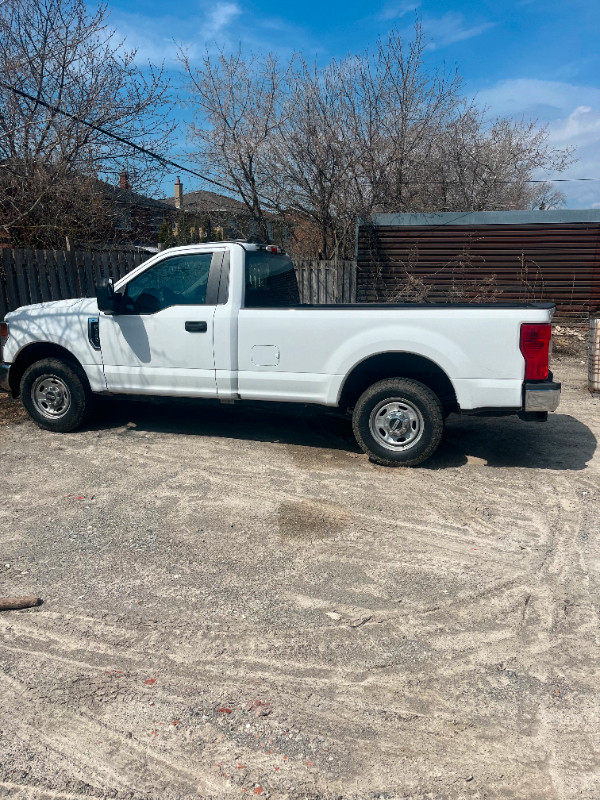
[4,299,101,368]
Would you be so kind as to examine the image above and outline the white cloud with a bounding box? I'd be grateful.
[549,105,600,149]
[108,13,178,63]
[377,2,420,22]
[108,2,318,66]
[422,12,495,49]
[109,2,244,64]
[477,78,600,121]
[204,2,242,39]
[476,78,600,208]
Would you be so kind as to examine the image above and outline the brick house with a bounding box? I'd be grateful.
[160,178,290,246]
[0,164,178,250]
[99,172,177,252]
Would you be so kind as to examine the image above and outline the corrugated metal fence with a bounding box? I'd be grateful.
[357,220,600,322]
[0,250,356,316]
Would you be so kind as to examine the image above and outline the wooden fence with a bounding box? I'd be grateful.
[295,259,356,304]
[0,249,357,317]
[0,248,146,319]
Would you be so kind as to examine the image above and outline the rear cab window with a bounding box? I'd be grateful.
[244,250,300,307]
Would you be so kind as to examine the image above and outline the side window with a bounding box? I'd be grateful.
[124,253,213,314]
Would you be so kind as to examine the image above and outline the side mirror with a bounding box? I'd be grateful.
[96,278,117,315]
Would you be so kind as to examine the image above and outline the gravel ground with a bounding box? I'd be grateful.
[0,353,599,800]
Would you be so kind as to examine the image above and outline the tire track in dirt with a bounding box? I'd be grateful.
[0,784,110,800]
[0,670,234,798]
[514,473,600,798]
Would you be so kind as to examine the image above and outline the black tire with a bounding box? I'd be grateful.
[352,378,444,467]
[20,358,92,432]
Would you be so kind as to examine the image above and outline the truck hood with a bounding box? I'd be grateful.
[5,297,99,322]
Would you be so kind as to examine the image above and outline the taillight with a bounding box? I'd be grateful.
[520,323,551,380]
[261,245,285,254]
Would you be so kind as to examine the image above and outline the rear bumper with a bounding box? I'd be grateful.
[0,363,10,393]
[524,380,561,412]
[462,375,561,419]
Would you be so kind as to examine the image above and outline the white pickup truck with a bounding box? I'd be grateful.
[0,241,560,466]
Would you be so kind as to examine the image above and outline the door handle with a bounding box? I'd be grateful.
[185,321,208,333]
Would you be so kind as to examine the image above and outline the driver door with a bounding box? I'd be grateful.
[98,251,221,396]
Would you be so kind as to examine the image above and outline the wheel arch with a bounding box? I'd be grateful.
[9,342,89,397]
[338,351,458,414]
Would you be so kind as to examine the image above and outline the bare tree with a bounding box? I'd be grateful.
[401,107,572,213]
[181,47,288,243]
[333,28,572,235]
[0,0,174,246]
[272,58,359,259]
[182,23,574,259]
[342,28,462,214]
[274,28,464,258]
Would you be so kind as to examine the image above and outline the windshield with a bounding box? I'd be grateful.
[244,251,300,307]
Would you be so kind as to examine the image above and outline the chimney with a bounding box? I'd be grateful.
[174,177,183,209]
[119,170,130,191]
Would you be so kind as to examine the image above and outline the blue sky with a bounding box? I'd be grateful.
[107,0,600,208]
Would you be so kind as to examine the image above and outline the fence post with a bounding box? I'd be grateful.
[589,318,600,393]
[2,249,20,312]
[45,250,61,300]
[35,250,51,302]
[0,256,7,320]
[54,251,71,297]
[82,252,95,296]
[91,252,103,287]
[335,261,343,303]
[65,237,82,297]
[13,250,29,307]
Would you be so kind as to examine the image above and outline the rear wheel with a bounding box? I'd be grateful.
[21,358,92,432]
[352,378,444,466]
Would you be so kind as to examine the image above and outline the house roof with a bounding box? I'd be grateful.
[0,161,174,213]
[161,189,249,214]
[101,182,174,212]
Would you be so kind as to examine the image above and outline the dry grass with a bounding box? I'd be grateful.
[552,324,588,359]
[0,395,27,425]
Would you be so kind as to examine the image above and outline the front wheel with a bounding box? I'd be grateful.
[352,378,444,467]
[21,358,92,432]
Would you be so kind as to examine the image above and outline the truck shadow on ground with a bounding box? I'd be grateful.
[92,398,596,472]
[93,397,356,453]
[425,413,596,471]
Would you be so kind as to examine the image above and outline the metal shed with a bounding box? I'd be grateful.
[356,210,600,322]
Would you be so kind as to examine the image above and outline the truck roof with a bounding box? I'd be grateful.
[202,240,276,251]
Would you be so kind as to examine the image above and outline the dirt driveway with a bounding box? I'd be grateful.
[1,354,599,800]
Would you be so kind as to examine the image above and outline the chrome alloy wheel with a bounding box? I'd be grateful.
[31,374,72,419]
[369,398,424,451]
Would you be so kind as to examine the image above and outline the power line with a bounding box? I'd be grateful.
[380,175,600,185]
[523,177,599,184]
[0,82,232,193]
